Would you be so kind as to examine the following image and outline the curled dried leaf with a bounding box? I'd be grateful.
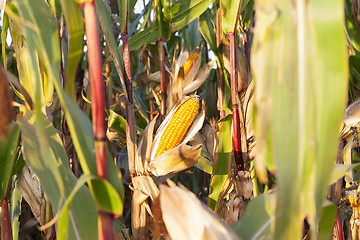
[341,99,360,141]
[183,61,214,95]
[160,183,241,240]
[17,165,46,225]
[131,175,160,203]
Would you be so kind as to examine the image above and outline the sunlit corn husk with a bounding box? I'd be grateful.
[182,60,214,95]
[183,47,201,86]
[347,189,360,240]
[148,144,202,176]
[148,95,205,176]
[168,47,213,110]
[341,99,360,140]
[242,81,255,160]
[131,175,160,204]
[159,182,241,240]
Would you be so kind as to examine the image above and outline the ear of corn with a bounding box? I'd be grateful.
[154,97,200,158]
[183,48,200,77]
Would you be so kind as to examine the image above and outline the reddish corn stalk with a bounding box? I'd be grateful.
[1,190,12,240]
[83,2,113,239]
[230,32,244,171]
[336,208,344,240]
[158,39,166,117]
[121,9,137,179]
[150,99,154,120]
[122,33,133,105]
[216,4,225,119]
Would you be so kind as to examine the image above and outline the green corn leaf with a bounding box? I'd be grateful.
[252,0,347,238]
[18,112,98,240]
[231,193,276,239]
[0,124,20,199]
[208,114,232,210]
[345,0,360,54]
[199,8,217,54]
[171,0,211,31]
[129,0,211,50]
[12,0,124,208]
[318,200,337,239]
[108,108,127,137]
[95,0,127,99]
[11,181,22,240]
[59,0,84,97]
[157,0,171,41]
[1,12,9,67]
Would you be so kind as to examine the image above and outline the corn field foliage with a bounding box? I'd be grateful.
[0,0,358,239]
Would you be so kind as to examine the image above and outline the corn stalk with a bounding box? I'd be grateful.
[82,1,113,239]
[216,2,225,119]
[0,66,16,240]
[159,39,167,116]
[0,191,12,240]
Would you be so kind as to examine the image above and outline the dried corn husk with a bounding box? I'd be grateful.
[17,165,46,225]
[341,99,360,140]
[160,182,241,240]
[347,188,360,240]
[167,47,213,111]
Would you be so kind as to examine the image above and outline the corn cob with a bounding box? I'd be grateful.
[154,98,200,158]
[183,48,200,77]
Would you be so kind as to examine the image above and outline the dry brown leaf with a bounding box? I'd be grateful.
[234,171,253,199]
[167,48,189,111]
[346,98,360,118]
[131,192,149,240]
[132,175,160,203]
[17,165,46,225]
[183,61,214,95]
[159,183,241,240]
[138,115,159,171]
[192,120,217,165]
[340,98,360,141]
[172,67,184,106]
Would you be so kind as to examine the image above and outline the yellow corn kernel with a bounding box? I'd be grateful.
[155,98,200,158]
[183,48,200,77]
